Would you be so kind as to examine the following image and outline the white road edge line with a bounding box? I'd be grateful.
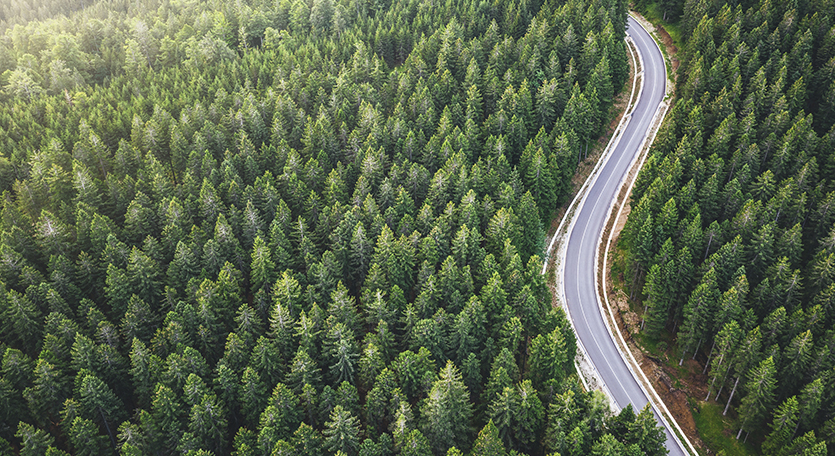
[593,15,701,456]
[541,13,700,456]
[542,22,642,409]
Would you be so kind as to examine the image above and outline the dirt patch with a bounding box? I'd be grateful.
[655,26,680,74]
[641,352,698,436]
[607,232,706,452]
[600,134,708,451]
[629,11,680,81]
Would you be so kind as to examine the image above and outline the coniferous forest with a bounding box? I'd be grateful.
[622,0,835,452]
[0,0,673,454]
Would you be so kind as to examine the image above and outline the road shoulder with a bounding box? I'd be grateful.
[543,26,643,412]
[597,12,706,456]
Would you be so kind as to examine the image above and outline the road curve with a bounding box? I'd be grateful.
[561,16,687,455]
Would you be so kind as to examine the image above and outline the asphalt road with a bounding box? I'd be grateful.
[561,16,687,455]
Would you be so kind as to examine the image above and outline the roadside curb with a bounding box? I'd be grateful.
[592,13,700,456]
[543,12,700,456]
[542,29,643,411]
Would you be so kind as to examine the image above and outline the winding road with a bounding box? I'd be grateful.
[560,16,689,455]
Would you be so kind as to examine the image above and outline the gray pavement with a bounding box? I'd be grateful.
[562,16,687,456]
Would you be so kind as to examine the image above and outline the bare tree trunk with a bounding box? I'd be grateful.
[736,425,744,440]
[724,376,740,415]
[703,339,716,374]
[715,362,733,401]
[692,337,703,360]
[629,267,641,300]
[704,235,713,260]
[100,407,117,450]
[706,375,717,401]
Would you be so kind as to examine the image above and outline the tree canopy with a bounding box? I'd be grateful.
[622,0,835,451]
[0,0,669,453]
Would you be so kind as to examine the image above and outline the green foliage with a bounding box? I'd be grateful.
[324,405,360,455]
[420,360,474,454]
[622,0,835,450]
[0,0,646,451]
[691,402,757,456]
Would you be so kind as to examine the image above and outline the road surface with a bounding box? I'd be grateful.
[561,16,687,455]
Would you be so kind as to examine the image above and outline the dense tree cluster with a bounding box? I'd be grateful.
[621,0,835,452]
[0,0,670,454]
[0,0,88,32]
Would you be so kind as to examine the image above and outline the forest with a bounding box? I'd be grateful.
[0,0,672,454]
[621,0,835,453]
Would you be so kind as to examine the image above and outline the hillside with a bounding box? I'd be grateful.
[0,0,670,454]
[621,0,835,453]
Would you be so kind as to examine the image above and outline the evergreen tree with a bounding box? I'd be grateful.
[420,360,474,454]
[471,420,507,456]
[737,356,778,440]
[324,405,360,455]
[762,396,799,456]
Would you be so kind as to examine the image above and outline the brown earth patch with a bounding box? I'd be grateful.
[602,147,708,451]
[637,343,699,434]
[655,26,680,74]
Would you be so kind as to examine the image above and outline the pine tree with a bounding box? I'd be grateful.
[250,236,275,293]
[529,327,569,390]
[327,322,359,385]
[25,358,70,424]
[420,360,474,454]
[514,380,544,451]
[16,422,54,456]
[3,290,42,351]
[762,396,799,456]
[239,366,268,427]
[324,405,360,455]
[488,385,517,448]
[641,263,668,337]
[737,356,778,440]
[150,383,183,449]
[705,320,742,401]
[723,326,762,416]
[470,420,507,456]
[679,268,720,364]
[68,416,110,456]
[591,433,626,456]
[797,378,824,436]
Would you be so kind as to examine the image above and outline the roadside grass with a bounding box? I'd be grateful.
[633,1,684,50]
[692,401,759,456]
[631,2,682,84]
[611,243,761,456]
